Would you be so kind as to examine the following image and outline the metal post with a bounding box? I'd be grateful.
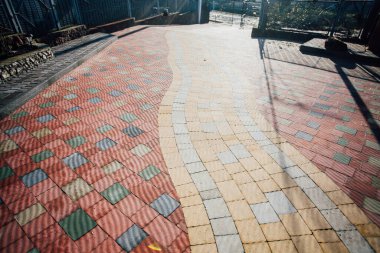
[127,0,132,18]
[175,0,178,11]
[198,0,202,23]
[49,0,61,30]
[4,0,23,33]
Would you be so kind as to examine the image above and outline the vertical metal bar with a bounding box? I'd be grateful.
[4,0,23,33]
[71,0,83,24]
[49,0,61,29]
[198,0,202,23]
[127,0,132,17]
[175,0,177,11]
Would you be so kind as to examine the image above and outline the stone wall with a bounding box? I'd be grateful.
[0,48,53,82]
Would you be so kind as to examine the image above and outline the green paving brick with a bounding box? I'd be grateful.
[365,140,380,151]
[139,165,161,180]
[369,157,380,168]
[31,150,54,163]
[333,152,351,165]
[278,118,292,126]
[87,87,100,94]
[0,165,14,180]
[337,137,348,147]
[341,116,351,122]
[341,105,355,113]
[335,125,357,135]
[27,248,40,253]
[97,125,113,134]
[39,101,54,108]
[309,110,324,119]
[59,209,96,240]
[11,111,28,119]
[101,183,130,204]
[66,136,86,148]
[278,107,294,114]
[363,197,380,215]
[346,98,355,104]
[372,176,380,189]
[370,109,380,116]
[324,90,336,94]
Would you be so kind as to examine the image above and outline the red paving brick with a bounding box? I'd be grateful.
[0,27,188,252]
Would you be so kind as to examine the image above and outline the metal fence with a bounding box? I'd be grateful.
[0,0,197,36]
[261,0,374,38]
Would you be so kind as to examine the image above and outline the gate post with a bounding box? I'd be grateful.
[4,0,23,33]
[198,0,202,23]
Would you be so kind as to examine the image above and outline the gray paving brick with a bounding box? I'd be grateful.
[204,198,230,219]
[215,235,244,253]
[191,171,217,191]
[270,152,295,168]
[211,217,237,235]
[321,208,355,231]
[218,151,238,164]
[294,176,317,189]
[186,162,206,174]
[180,149,201,164]
[200,189,222,200]
[229,144,251,159]
[261,144,280,154]
[250,202,280,224]
[337,230,374,253]
[304,187,336,210]
[335,125,357,135]
[250,132,268,141]
[295,131,313,141]
[307,121,320,129]
[284,166,306,178]
[150,194,180,217]
[333,153,351,165]
[265,191,296,215]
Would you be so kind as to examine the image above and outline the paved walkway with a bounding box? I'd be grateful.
[0,24,379,253]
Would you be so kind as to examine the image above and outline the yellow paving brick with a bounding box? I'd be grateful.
[168,167,193,186]
[231,171,253,185]
[210,169,232,182]
[309,172,339,192]
[197,148,218,163]
[217,180,244,201]
[204,160,225,172]
[239,157,261,171]
[251,151,273,166]
[326,190,354,205]
[280,213,312,236]
[225,163,245,174]
[191,243,218,253]
[244,242,271,253]
[298,208,331,230]
[357,223,380,237]
[188,225,215,245]
[249,169,270,182]
[289,153,310,165]
[298,162,320,174]
[283,187,315,209]
[235,219,266,243]
[236,132,252,141]
[227,200,255,221]
[292,235,323,253]
[313,230,340,242]
[238,182,267,204]
[320,242,349,253]
[367,237,380,253]
[164,152,184,168]
[176,183,199,198]
[338,204,370,225]
[183,205,209,227]
[262,163,283,174]
[256,178,280,193]
[271,172,297,188]
[260,222,290,241]
[269,240,298,253]
[180,194,203,207]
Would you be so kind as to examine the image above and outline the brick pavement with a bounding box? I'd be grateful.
[0,23,379,253]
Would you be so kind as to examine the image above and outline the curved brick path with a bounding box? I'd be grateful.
[0,28,189,252]
[1,23,380,253]
[159,25,380,252]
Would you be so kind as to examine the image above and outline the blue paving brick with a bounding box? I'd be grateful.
[5,126,25,135]
[295,131,313,141]
[63,153,88,169]
[64,94,77,100]
[109,90,123,97]
[313,103,331,110]
[127,84,140,90]
[88,97,102,104]
[150,193,180,217]
[309,110,324,119]
[123,126,144,138]
[307,121,320,129]
[120,113,138,123]
[67,106,81,112]
[37,114,55,123]
[22,169,48,187]
[117,225,148,252]
[96,138,117,151]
